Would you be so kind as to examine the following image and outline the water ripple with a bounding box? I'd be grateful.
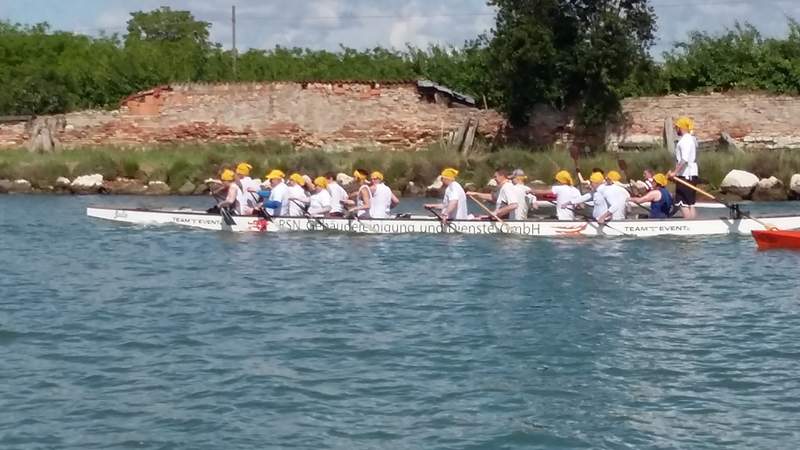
[1,196,799,449]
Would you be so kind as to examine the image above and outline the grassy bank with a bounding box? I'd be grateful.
[1,142,799,193]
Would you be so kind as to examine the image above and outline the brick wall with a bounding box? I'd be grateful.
[524,93,800,150]
[6,87,800,151]
[0,82,505,150]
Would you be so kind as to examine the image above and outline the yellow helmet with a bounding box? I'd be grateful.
[589,172,605,184]
[555,170,573,186]
[674,116,694,132]
[440,168,459,179]
[314,176,328,188]
[370,171,384,181]
[220,169,235,182]
[289,173,305,185]
[353,170,368,182]
[653,173,669,187]
[235,162,253,176]
[265,169,285,180]
[607,170,622,182]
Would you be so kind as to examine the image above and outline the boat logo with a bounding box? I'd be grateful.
[113,210,128,219]
[553,224,587,235]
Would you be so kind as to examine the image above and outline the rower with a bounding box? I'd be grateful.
[424,168,468,221]
[261,169,288,216]
[287,173,310,216]
[630,173,673,218]
[234,162,257,215]
[365,171,398,219]
[532,170,582,220]
[308,177,333,216]
[467,169,518,220]
[511,169,536,219]
[325,172,348,217]
[346,169,372,217]
[216,169,241,213]
[669,116,699,219]
[596,172,630,224]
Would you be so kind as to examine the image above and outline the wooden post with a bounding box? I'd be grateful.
[232,5,238,80]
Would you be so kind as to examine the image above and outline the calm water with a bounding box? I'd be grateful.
[1,195,799,450]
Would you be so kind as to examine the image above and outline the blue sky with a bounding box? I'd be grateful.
[2,0,799,56]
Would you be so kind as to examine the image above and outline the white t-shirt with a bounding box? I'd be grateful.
[495,181,518,219]
[442,181,468,220]
[552,184,582,220]
[592,185,609,220]
[512,183,532,220]
[603,184,630,220]
[676,134,698,177]
[287,184,309,216]
[369,183,393,219]
[327,182,348,214]
[268,181,289,216]
[308,189,332,215]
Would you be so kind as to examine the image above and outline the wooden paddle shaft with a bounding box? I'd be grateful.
[672,176,776,230]
[468,194,506,225]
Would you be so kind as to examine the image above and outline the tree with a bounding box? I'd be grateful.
[124,7,213,82]
[486,0,657,126]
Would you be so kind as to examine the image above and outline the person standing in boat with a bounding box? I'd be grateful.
[325,172,348,217]
[216,169,241,214]
[532,170,582,220]
[306,177,333,216]
[669,116,699,219]
[467,169,518,220]
[424,168,468,221]
[346,169,373,218]
[630,173,673,219]
[286,173,311,216]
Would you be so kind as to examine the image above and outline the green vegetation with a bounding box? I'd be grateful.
[5,4,800,129]
[2,143,799,193]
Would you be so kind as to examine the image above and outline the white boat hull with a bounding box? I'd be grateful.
[86,207,800,237]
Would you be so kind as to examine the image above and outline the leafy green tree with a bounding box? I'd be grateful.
[485,0,657,126]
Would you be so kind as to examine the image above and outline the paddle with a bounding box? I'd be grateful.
[569,146,586,191]
[554,201,632,236]
[290,198,330,231]
[219,206,236,226]
[671,176,778,230]
[425,206,460,234]
[468,193,506,227]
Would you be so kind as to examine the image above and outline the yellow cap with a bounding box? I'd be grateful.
[607,170,622,182]
[653,173,669,186]
[289,173,305,185]
[265,169,285,180]
[314,176,328,188]
[235,162,253,176]
[555,170,573,186]
[674,116,694,132]
[353,170,368,182]
[220,169,235,182]
[589,172,605,184]
[441,168,459,179]
[370,171,384,181]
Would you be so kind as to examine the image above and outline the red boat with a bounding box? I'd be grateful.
[751,229,800,250]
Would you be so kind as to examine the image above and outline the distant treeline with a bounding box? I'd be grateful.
[3,5,800,126]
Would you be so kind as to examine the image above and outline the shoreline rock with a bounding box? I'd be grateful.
[752,176,787,201]
[720,169,759,199]
[71,174,104,194]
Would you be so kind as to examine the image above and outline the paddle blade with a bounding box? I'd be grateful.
[618,158,628,173]
[569,145,581,163]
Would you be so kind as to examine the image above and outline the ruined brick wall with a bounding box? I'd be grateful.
[523,93,800,149]
[0,82,505,150]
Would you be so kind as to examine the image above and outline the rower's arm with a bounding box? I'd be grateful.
[495,203,518,218]
[631,190,658,204]
[352,188,371,211]
[443,200,458,217]
[219,186,238,207]
[390,192,400,207]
